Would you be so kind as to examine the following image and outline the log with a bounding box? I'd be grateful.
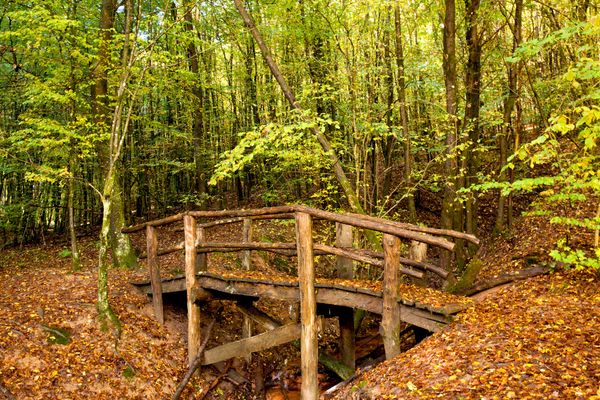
[188,206,294,219]
[175,213,297,231]
[146,225,164,324]
[123,213,184,233]
[360,249,448,278]
[385,220,479,245]
[336,223,355,370]
[193,241,422,278]
[381,234,402,359]
[184,215,202,366]
[294,205,455,251]
[463,265,550,296]
[124,205,476,247]
[202,323,302,365]
[296,212,319,400]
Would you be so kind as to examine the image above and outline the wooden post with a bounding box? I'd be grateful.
[197,226,207,272]
[241,218,252,362]
[296,212,318,400]
[241,218,252,269]
[335,223,355,369]
[409,240,428,286]
[146,225,164,324]
[184,215,202,366]
[381,233,402,359]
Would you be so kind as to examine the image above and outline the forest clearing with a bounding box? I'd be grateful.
[1,0,599,398]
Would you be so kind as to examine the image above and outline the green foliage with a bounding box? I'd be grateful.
[209,110,342,205]
[550,239,600,271]
[58,249,73,258]
[122,365,136,379]
[42,324,71,345]
[476,18,600,270]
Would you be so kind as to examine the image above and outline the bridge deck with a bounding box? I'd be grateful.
[131,271,471,332]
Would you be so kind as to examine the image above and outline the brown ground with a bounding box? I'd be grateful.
[332,202,600,399]
[1,206,598,399]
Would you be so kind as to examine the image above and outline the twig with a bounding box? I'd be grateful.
[322,364,377,398]
[172,318,216,400]
[0,381,16,400]
[200,360,232,400]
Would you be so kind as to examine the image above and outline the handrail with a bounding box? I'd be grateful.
[129,206,477,385]
[122,205,478,250]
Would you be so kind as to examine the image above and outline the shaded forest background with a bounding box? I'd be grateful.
[1,0,598,272]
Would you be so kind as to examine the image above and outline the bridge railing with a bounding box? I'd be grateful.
[123,205,478,399]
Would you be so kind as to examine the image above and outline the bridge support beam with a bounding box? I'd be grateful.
[296,212,319,400]
[241,218,253,363]
[146,225,164,324]
[184,215,202,367]
[382,233,402,359]
[336,223,355,370]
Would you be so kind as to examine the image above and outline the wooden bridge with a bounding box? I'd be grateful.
[123,205,479,399]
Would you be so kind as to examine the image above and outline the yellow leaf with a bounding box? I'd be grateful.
[406,381,417,391]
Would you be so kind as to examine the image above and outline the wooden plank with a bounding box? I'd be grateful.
[296,212,319,400]
[336,223,355,370]
[199,276,301,301]
[381,234,402,359]
[401,305,453,324]
[190,283,213,303]
[184,215,201,366]
[135,273,384,313]
[146,225,164,324]
[400,306,448,332]
[236,302,280,331]
[202,323,302,366]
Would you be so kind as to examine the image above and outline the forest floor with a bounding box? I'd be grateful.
[0,204,599,399]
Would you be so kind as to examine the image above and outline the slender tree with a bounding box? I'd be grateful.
[440,0,459,274]
[91,0,137,270]
[462,0,482,239]
[496,0,523,233]
[394,6,416,222]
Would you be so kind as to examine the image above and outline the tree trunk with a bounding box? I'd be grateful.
[97,174,122,336]
[462,0,482,247]
[440,0,459,276]
[184,5,208,206]
[496,0,522,233]
[92,0,137,269]
[68,160,81,271]
[394,7,416,222]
